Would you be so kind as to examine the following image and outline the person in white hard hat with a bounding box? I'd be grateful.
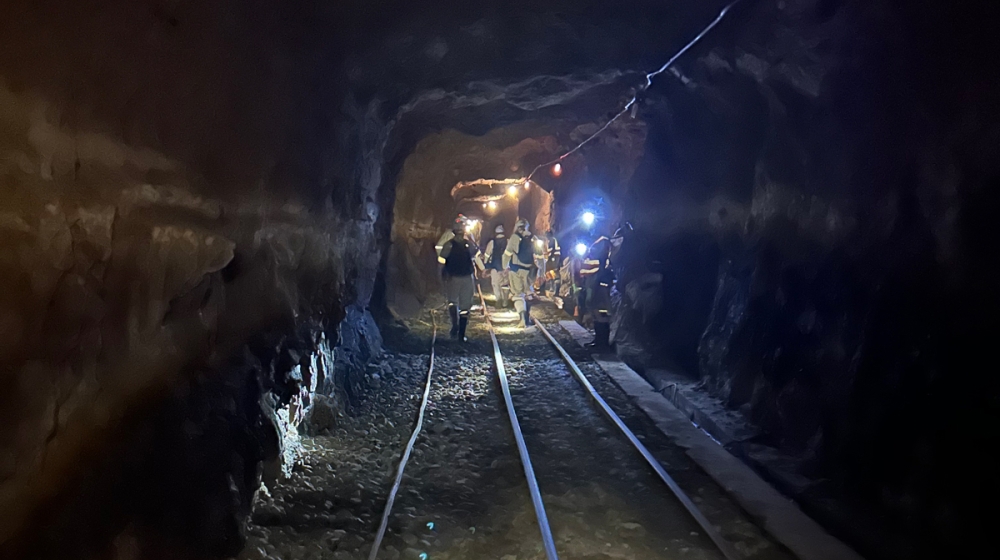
[483,224,509,308]
[503,218,536,328]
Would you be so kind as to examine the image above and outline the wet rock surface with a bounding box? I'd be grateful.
[240,299,791,559]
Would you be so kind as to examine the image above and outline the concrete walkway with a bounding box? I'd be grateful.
[559,320,865,560]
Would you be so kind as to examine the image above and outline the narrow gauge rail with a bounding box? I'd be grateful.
[478,288,741,560]
[368,294,743,560]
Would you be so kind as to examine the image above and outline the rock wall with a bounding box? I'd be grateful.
[6,0,996,556]
[610,0,1000,554]
[0,0,386,553]
[0,81,380,556]
[1,1,714,554]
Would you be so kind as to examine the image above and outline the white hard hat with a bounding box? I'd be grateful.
[515,218,529,229]
[495,224,505,234]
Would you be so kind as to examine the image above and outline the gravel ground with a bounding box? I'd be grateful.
[527,302,794,560]
[236,346,430,560]
[234,296,795,560]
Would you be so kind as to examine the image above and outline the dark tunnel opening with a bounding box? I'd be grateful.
[2,1,1000,559]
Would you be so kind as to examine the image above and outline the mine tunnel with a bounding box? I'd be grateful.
[1,1,998,559]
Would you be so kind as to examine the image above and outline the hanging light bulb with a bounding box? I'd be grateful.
[487,200,497,211]
[575,242,588,256]
[507,185,518,197]
[581,211,596,226]
[551,163,563,177]
[523,181,530,190]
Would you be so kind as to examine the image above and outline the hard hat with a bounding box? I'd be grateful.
[515,218,529,230]
[495,224,505,234]
[452,217,465,232]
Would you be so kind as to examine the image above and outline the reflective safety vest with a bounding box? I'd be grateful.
[514,233,534,270]
[487,236,507,271]
[443,239,475,276]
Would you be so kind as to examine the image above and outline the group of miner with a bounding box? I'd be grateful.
[436,214,623,349]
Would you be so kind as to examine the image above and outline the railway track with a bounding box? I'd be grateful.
[366,294,774,560]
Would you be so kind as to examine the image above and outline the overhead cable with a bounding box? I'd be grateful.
[525,0,741,182]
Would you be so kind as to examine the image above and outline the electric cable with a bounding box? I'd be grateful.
[525,0,741,182]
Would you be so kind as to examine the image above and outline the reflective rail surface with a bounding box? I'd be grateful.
[478,287,560,560]
[371,296,743,560]
[368,314,438,560]
[531,318,743,560]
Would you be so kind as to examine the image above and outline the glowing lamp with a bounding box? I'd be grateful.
[581,211,596,226]
[551,163,563,177]
[575,243,588,256]
[507,185,518,197]
[487,201,497,210]
[534,238,544,248]
[523,181,531,190]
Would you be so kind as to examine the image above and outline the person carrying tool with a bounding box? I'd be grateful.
[438,216,482,341]
[483,224,509,308]
[502,218,536,328]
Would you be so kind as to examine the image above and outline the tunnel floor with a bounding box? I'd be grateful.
[236,295,794,560]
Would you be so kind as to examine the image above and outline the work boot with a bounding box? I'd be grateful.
[448,305,459,338]
[458,316,469,342]
[586,323,611,350]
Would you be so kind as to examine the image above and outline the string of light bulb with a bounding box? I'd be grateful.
[521,0,741,184]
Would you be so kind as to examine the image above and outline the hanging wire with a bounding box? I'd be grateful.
[525,0,741,182]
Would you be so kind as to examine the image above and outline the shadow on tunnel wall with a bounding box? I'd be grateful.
[606,1,1000,556]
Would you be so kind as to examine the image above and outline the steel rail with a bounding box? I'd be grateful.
[532,318,743,560]
[477,287,560,560]
[368,313,438,560]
